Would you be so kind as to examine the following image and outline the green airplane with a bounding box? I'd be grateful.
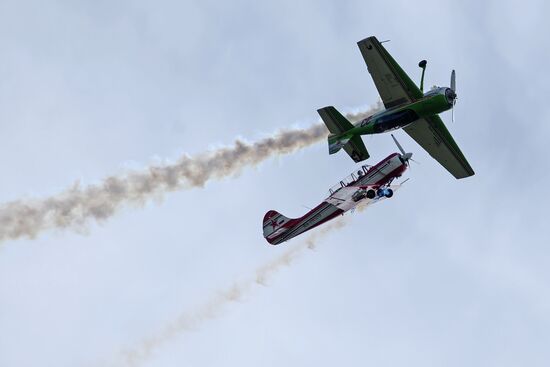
[318,36,474,179]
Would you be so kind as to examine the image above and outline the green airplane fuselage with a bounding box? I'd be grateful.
[344,87,454,137]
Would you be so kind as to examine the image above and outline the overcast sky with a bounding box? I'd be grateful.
[1,1,549,366]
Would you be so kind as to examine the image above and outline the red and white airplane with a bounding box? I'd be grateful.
[262,135,412,245]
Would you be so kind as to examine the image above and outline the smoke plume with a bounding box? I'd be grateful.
[0,104,381,244]
[118,218,348,367]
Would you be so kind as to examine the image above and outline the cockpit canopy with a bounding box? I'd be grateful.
[423,86,446,97]
[328,165,371,195]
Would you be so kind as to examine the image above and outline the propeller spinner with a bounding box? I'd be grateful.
[391,134,413,167]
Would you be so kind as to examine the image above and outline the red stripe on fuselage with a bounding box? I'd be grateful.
[265,153,407,245]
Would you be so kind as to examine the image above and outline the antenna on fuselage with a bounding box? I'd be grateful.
[418,60,427,93]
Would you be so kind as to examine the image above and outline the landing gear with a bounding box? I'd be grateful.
[352,187,392,202]
[376,188,394,198]
[352,190,367,202]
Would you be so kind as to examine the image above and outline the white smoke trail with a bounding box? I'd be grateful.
[0,104,381,244]
[117,218,349,367]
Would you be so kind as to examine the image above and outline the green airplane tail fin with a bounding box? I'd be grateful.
[318,106,370,163]
[327,134,351,154]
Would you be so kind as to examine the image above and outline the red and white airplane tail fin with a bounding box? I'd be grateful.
[262,210,293,244]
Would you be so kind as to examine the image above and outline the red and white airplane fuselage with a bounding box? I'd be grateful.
[263,151,409,245]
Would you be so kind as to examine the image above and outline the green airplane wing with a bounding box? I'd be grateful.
[357,36,423,109]
[358,36,474,179]
[403,115,475,179]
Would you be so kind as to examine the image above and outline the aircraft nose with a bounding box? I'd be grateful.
[446,88,457,104]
